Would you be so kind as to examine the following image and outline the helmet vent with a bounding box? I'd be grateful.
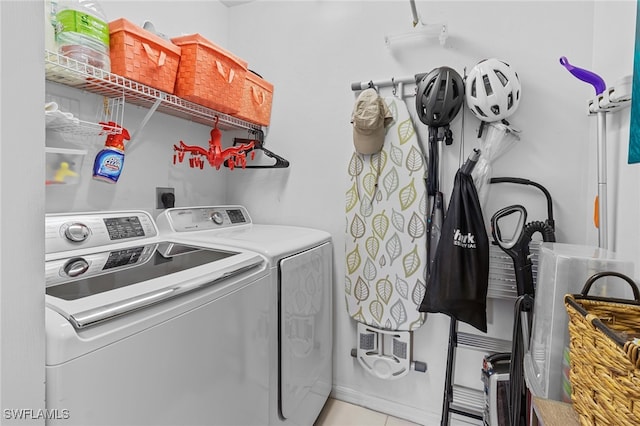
[490,105,500,115]
[474,106,487,117]
[437,79,446,101]
[507,93,513,109]
[470,78,477,97]
[482,75,493,96]
[495,70,508,86]
[451,81,460,99]
[425,81,435,97]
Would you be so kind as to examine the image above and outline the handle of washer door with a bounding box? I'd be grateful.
[68,263,260,329]
[491,205,527,251]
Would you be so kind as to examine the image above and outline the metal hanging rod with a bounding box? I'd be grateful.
[350,75,420,92]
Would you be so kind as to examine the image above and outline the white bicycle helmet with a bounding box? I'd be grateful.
[465,58,521,122]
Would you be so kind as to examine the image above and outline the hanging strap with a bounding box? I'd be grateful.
[251,86,265,105]
[141,43,167,67]
[215,60,236,83]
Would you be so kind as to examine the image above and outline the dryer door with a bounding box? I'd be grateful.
[279,242,333,422]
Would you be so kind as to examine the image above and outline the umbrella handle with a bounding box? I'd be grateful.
[460,149,481,174]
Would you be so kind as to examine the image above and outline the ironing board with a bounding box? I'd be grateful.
[345,96,428,379]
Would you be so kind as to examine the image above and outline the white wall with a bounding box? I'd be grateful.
[226,1,597,240]
[1,2,46,424]
[225,1,639,423]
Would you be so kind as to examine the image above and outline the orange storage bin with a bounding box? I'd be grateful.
[234,71,274,126]
[109,18,181,94]
[171,34,248,114]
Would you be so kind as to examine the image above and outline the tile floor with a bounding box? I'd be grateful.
[314,398,421,426]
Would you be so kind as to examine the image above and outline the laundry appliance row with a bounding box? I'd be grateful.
[44,205,333,426]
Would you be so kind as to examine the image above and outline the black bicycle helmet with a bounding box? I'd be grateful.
[416,66,464,127]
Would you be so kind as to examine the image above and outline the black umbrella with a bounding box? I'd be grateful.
[426,126,446,275]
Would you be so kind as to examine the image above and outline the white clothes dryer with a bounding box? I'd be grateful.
[156,206,333,426]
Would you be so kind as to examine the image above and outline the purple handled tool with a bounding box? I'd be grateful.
[559,56,607,95]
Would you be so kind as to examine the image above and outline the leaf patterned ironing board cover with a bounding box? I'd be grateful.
[345,96,427,332]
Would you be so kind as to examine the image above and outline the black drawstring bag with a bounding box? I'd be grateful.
[418,157,490,332]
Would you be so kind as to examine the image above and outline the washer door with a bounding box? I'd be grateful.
[279,242,333,421]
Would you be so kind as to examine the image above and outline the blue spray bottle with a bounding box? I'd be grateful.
[93,122,131,183]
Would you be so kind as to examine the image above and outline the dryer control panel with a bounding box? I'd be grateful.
[156,206,252,233]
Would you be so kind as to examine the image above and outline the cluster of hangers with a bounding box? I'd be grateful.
[173,116,289,170]
[226,128,290,169]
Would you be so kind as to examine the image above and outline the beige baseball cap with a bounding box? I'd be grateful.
[351,88,393,154]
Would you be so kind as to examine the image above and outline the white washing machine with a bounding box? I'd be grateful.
[156,206,333,426]
[45,210,273,425]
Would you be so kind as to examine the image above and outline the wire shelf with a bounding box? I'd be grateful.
[44,50,261,132]
[46,119,117,136]
[45,95,124,138]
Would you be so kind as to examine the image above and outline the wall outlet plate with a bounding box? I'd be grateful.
[156,187,175,209]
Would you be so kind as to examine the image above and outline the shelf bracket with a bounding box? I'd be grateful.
[127,94,166,154]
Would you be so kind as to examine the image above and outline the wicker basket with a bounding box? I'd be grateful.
[109,18,181,94]
[564,271,640,426]
[234,71,274,126]
[171,34,248,114]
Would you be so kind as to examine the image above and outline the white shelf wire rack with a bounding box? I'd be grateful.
[44,50,261,132]
[45,95,124,138]
[46,119,118,136]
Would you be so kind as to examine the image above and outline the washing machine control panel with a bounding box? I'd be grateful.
[45,243,157,287]
[159,206,252,232]
[46,211,158,254]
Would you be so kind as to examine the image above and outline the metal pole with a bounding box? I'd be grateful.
[350,75,418,92]
[127,95,165,155]
[596,111,608,249]
[409,0,419,26]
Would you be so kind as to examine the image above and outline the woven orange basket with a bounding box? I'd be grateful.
[109,18,181,94]
[234,71,274,127]
[564,271,640,426]
[171,34,247,114]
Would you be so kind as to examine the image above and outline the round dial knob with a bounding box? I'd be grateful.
[64,223,90,243]
[210,212,224,225]
[63,258,89,277]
